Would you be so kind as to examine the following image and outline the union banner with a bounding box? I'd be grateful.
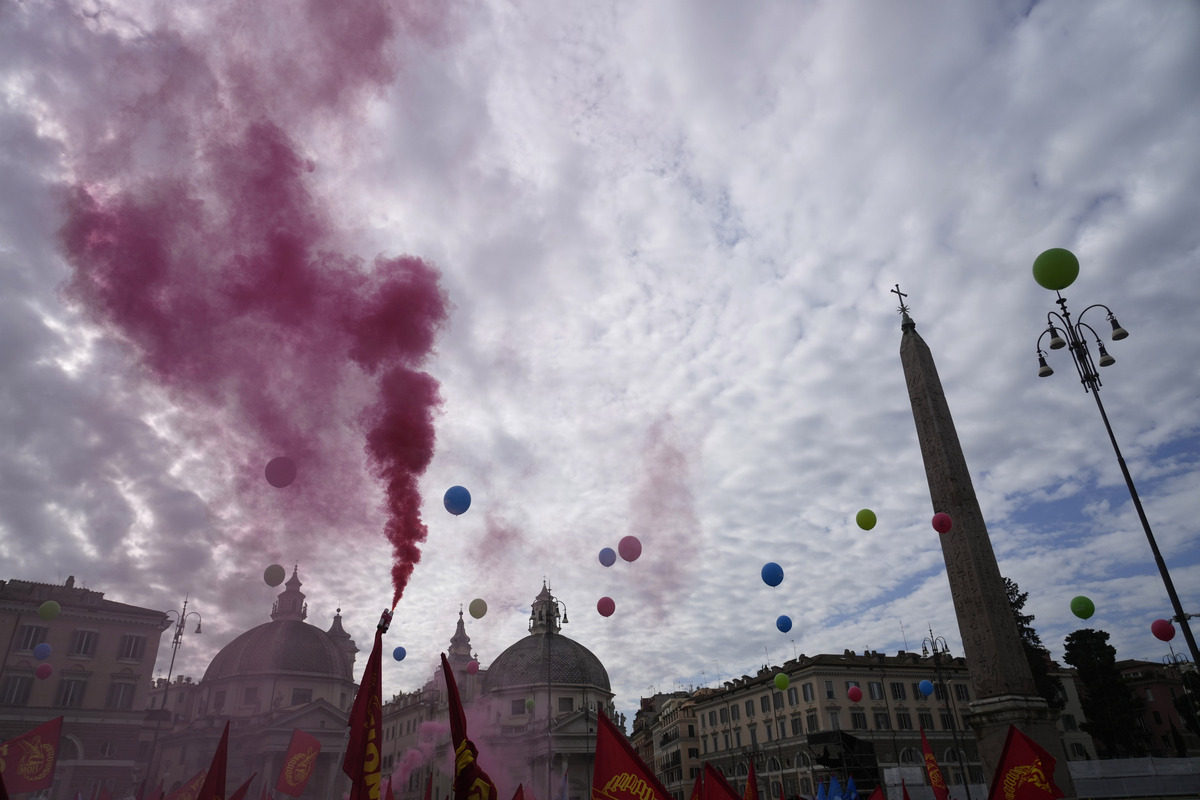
[0,717,63,793]
[275,729,321,797]
[165,770,208,800]
[986,726,1065,800]
[919,727,949,800]
[591,712,670,800]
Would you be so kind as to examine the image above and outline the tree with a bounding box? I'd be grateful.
[1173,669,1200,739]
[1003,577,1065,710]
[1063,628,1145,758]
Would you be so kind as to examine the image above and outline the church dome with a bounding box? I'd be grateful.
[482,632,610,693]
[482,583,610,693]
[202,568,356,683]
[202,619,352,681]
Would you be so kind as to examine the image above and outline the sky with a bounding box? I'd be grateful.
[2,0,1199,726]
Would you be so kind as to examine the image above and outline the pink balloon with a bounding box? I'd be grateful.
[264,457,297,488]
[932,512,952,534]
[618,536,642,562]
[467,660,480,675]
[35,663,53,680]
[597,597,616,617]
[1151,618,1176,642]
[847,686,862,703]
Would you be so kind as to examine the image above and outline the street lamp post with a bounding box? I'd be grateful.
[1162,649,1200,740]
[148,597,202,786]
[1033,249,1200,668]
[922,632,972,800]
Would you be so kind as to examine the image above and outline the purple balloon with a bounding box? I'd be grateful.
[599,547,616,567]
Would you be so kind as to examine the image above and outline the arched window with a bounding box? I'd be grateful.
[767,757,780,771]
[900,748,920,764]
[797,752,811,769]
[736,763,748,777]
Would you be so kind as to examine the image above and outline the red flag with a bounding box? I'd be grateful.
[344,623,386,800]
[864,788,883,800]
[425,773,433,800]
[153,780,166,800]
[259,780,269,800]
[100,789,113,800]
[986,725,1066,800]
[689,775,702,800]
[591,711,671,800]
[777,779,785,800]
[742,761,757,800]
[229,775,257,800]
[0,716,63,793]
[383,778,396,800]
[166,771,208,800]
[919,727,949,800]
[276,729,322,796]
[1,764,9,800]
[441,653,499,800]
[512,787,524,800]
[701,765,740,800]
[195,722,230,800]
[901,780,912,800]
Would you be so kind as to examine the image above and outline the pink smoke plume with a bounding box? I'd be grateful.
[51,0,453,605]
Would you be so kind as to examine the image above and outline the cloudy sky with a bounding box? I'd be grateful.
[2,0,1198,723]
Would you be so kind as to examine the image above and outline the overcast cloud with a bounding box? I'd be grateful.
[1,0,1198,722]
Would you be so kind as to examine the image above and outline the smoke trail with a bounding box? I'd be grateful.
[48,0,452,604]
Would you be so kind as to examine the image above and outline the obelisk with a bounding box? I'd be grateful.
[895,287,1072,792]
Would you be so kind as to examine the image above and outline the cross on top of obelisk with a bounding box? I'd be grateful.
[892,284,915,328]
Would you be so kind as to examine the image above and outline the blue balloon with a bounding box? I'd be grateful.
[919,679,934,696]
[599,547,616,567]
[761,562,784,587]
[393,646,407,662]
[444,486,472,516]
[776,615,792,633]
[33,642,51,661]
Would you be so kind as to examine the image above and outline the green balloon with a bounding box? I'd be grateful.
[38,601,61,621]
[1070,595,1094,620]
[774,673,790,691]
[468,598,487,619]
[525,698,535,711]
[855,509,876,531]
[1032,248,1080,291]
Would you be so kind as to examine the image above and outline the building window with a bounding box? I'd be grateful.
[703,739,709,755]
[869,682,884,700]
[900,748,920,764]
[17,625,48,651]
[940,711,955,730]
[891,682,907,701]
[802,683,815,703]
[118,635,147,661]
[919,712,934,730]
[934,682,948,702]
[715,734,721,751]
[723,733,730,749]
[731,705,739,721]
[213,690,226,710]
[1070,743,1087,759]
[1060,714,1077,731]
[57,679,87,707]
[1146,689,1154,701]
[69,630,98,657]
[760,696,770,713]
[773,692,784,710]
[787,687,799,705]
[845,680,860,693]
[0,676,33,706]
[688,748,699,759]
[791,718,802,736]
[806,713,819,733]
[243,686,259,705]
[896,712,913,730]
[107,682,136,710]
[291,688,313,705]
[954,684,970,702]
[746,700,755,717]
[709,711,717,726]
[874,712,891,730]
[512,699,526,715]
[764,722,772,741]
[825,681,835,699]
[851,712,867,730]
[734,730,742,747]
[828,711,840,730]
[1152,711,1163,724]
[720,708,728,723]
[99,742,117,757]
[688,724,695,736]
[913,683,925,701]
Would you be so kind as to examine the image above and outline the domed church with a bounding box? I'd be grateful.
[380,584,618,800]
[154,569,360,800]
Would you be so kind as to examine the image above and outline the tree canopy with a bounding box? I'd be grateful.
[1003,577,1065,710]
[1063,628,1145,758]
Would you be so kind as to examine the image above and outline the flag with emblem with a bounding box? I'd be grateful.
[742,760,757,800]
[344,624,385,800]
[689,774,702,800]
[920,727,950,800]
[194,722,230,800]
[442,653,498,800]
[276,729,321,796]
[986,725,1066,800]
[592,710,671,800]
[0,716,63,793]
[165,771,206,800]
[701,764,739,800]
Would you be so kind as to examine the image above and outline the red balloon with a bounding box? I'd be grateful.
[467,660,480,675]
[847,686,862,703]
[1151,618,1176,642]
[35,663,53,680]
[932,512,952,534]
[597,597,616,617]
[265,457,297,488]
[618,536,642,562]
